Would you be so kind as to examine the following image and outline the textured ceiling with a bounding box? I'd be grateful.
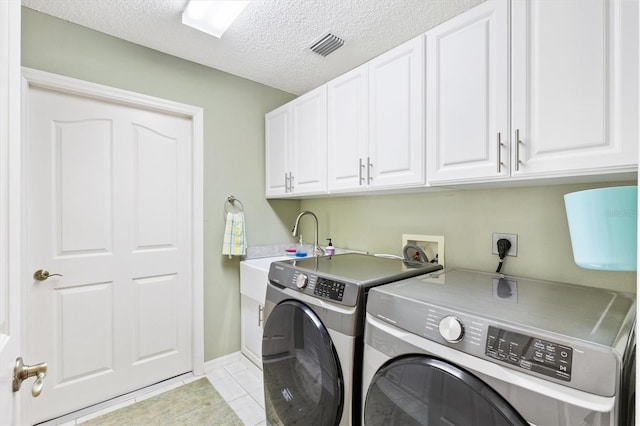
[21,0,484,95]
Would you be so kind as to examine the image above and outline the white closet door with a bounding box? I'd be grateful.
[26,84,193,423]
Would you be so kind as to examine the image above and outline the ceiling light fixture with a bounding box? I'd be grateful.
[182,0,250,39]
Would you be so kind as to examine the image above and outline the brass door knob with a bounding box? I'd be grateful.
[33,269,63,281]
[13,357,47,397]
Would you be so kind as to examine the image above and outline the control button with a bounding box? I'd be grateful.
[439,316,464,343]
[295,273,308,289]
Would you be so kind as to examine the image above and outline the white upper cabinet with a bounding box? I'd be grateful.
[291,86,328,194]
[426,0,509,183]
[427,0,638,185]
[327,36,425,193]
[265,104,290,196]
[265,86,327,197]
[511,0,638,177]
[327,66,368,191]
[368,36,425,188]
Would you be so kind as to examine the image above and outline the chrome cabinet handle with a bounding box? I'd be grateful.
[288,172,294,192]
[284,172,289,192]
[497,132,503,173]
[359,158,365,185]
[515,129,521,171]
[33,269,62,281]
[367,157,373,183]
[258,304,264,327]
[13,357,47,397]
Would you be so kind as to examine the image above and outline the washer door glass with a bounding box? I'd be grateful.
[365,355,528,426]
[262,300,343,426]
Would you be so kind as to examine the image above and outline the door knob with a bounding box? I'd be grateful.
[33,269,62,281]
[13,357,48,397]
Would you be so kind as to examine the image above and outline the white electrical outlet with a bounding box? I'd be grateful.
[402,234,445,267]
[492,233,518,256]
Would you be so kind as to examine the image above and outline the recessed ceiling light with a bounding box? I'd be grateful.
[182,0,250,39]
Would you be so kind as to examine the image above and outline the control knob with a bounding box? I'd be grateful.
[295,273,308,289]
[439,316,464,343]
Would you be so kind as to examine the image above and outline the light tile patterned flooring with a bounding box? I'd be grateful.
[40,355,266,426]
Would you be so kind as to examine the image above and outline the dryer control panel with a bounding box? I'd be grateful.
[486,326,573,381]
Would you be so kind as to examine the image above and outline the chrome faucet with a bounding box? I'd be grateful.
[292,211,325,257]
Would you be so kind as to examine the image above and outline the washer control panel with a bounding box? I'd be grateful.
[269,264,359,306]
[486,326,573,381]
[314,277,346,301]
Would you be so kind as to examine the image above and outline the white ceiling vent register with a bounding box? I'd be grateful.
[308,32,345,57]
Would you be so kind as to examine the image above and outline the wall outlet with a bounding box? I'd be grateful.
[492,233,518,257]
[402,234,445,267]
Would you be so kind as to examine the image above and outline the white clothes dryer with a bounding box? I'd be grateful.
[362,268,636,425]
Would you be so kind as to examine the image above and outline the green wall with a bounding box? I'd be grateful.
[22,7,636,366]
[300,181,637,293]
[21,7,299,361]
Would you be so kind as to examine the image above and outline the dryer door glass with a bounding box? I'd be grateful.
[364,355,528,426]
[262,300,344,426]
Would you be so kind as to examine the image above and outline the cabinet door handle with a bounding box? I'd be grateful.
[288,172,294,191]
[258,305,264,327]
[496,132,503,173]
[359,158,365,185]
[367,157,373,183]
[284,173,289,192]
[515,129,521,171]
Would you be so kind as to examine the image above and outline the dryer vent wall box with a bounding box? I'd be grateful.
[403,234,444,267]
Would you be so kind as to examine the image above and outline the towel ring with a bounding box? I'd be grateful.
[224,195,244,219]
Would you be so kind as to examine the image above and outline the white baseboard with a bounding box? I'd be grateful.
[203,351,243,374]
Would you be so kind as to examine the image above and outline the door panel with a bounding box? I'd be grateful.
[57,282,114,383]
[27,85,193,423]
[57,120,113,254]
[134,125,177,249]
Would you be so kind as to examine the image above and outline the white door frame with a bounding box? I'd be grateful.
[20,67,204,423]
[0,1,23,425]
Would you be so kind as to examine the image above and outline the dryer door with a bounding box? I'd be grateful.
[364,355,528,426]
[262,300,344,426]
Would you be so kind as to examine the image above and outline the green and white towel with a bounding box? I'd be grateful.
[222,211,246,258]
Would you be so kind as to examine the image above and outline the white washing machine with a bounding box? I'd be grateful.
[362,268,636,425]
[262,253,442,425]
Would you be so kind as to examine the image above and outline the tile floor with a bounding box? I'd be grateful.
[39,355,266,426]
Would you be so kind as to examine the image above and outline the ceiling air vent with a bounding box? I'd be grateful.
[308,32,344,57]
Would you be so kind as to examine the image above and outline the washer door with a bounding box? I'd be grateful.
[364,355,528,426]
[262,300,343,426]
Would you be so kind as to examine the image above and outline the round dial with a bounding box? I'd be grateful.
[439,316,464,343]
[295,273,308,289]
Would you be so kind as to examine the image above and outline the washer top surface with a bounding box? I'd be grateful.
[370,268,635,347]
[273,253,443,287]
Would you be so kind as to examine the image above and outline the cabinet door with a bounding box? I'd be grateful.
[426,0,509,183]
[368,36,425,188]
[327,66,369,191]
[511,0,638,176]
[240,295,263,368]
[291,86,328,194]
[265,104,291,197]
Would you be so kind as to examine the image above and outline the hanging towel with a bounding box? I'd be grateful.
[222,211,247,258]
